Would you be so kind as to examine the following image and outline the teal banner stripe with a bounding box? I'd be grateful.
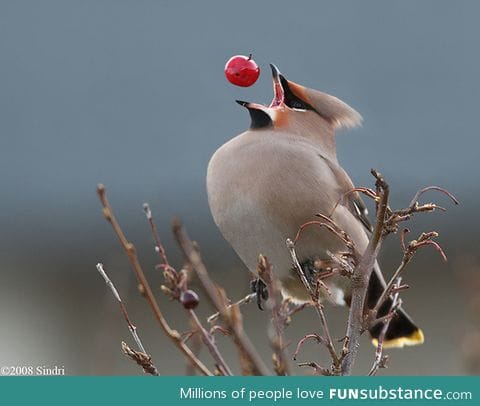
[0,376,477,405]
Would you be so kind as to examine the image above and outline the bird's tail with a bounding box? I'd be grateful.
[369,302,424,349]
[367,269,424,349]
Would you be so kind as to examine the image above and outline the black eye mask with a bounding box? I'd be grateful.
[280,76,315,111]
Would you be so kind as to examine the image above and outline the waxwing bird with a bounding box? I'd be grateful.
[207,64,424,348]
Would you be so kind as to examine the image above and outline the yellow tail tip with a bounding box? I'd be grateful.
[371,329,424,349]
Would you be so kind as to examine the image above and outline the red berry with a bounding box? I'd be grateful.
[224,54,260,87]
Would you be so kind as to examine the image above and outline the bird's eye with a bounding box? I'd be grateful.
[280,76,314,111]
[288,99,308,110]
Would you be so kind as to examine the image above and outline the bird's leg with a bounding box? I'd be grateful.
[301,259,336,286]
[250,278,268,310]
[301,259,318,287]
[298,259,338,300]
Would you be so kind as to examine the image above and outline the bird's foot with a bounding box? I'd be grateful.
[300,259,319,287]
[301,259,336,286]
[250,278,268,310]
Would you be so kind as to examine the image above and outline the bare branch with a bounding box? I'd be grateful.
[96,169,456,377]
[142,203,173,271]
[142,202,233,375]
[286,238,340,372]
[297,361,332,376]
[293,333,328,361]
[372,231,447,316]
[330,187,379,218]
[257,255,290,376]
[383,186,458,235]
[341,169,390,376]
[96,184,213,376]
[172,219,270,375]
[96,263,159,375]
[121,342,159,376]
[96,263,148,355]
[207,293,256,324]
[368,277,402,376]
[326,250,355,276]
[294,214,355,251]
[188,309,233,376]
[408,186,459,208]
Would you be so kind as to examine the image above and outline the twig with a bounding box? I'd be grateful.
[294,214,355,251]
[96,263,148,355]
[340,172,456,375]
[257,255,290,376]
[408,186,459,208]
[207,293,257,324]
[142,202,233,376]
[330,187,378,218]
[326,250,354,276]
[121,342,159,376]
[96,184,213,376]
[172,219,270,375]
[209,325,230,337]
[293,333,327,361]
[188,310,233,376]
[341,169,390,376]
[383,187,458,235]
[284,300,312,320]
[372,231,447,316]
[142,203,173,270]
[286,238,340,372]
[368,277,402,376]
[185,322,202,376]
[297,361,332,376]
[372,263,409,317]
[96,263,159,375]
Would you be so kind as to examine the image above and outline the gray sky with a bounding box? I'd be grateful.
[0,0,478,375]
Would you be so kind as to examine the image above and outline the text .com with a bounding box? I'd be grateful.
[329,386,472,401]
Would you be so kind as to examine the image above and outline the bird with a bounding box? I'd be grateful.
[206,64,423,348]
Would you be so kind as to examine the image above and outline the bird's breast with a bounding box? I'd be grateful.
[207,133,348,278]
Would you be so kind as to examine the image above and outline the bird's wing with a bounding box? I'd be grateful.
[320,154,373,233]
[350,192,373,233]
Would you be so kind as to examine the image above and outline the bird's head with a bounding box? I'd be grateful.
[236,64,362,134]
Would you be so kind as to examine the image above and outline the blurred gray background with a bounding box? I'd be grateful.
[1,0,479,375]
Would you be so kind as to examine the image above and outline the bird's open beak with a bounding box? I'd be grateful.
[235,100,266,110]
[235,63,287,115]
[269,63,285,108]
[236,64,285,110]
[236,100,273,129]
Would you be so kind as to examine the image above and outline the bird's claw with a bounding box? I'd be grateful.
[250,278,268,310]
